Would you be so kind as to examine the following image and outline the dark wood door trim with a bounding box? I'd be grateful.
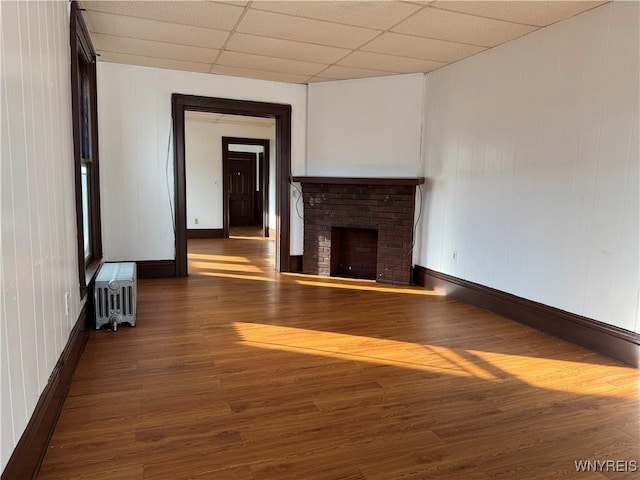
[222,137,270,238]
[225,151,256,231]
[259,152,268,237]
[172,95,290,276]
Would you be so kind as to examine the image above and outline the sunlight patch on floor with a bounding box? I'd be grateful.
[234,322,499,380]
[189,261,263,273]
[466,349,640,397]
[199,272,276,282]
[229,235,270,241]
[187,253,250,263]
[234,322,640,397]
[290,277,445,296]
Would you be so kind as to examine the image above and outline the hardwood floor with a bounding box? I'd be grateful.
[38,237,639,479]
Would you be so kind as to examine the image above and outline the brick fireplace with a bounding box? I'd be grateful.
[292,177,424,285]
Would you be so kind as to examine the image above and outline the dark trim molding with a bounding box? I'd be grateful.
[290,255,303,273]
[136,260,176,279]
[413,266,640,367]
[292,176,425,186]
[172,94,291,276]
[187,229,224,239]
[1,305,89,480]
[71,1,103,299]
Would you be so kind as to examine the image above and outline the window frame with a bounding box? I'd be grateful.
[71,1,102,298]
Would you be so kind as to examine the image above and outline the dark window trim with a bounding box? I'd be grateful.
[172,94,291,276]
[71,2,102,298]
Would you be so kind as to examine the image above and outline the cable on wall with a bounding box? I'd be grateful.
[290,181,305,221]
[165,117,176,235]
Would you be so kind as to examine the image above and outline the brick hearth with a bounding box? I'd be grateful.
[294,177,423,285]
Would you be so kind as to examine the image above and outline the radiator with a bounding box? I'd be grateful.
[94,262,137,331]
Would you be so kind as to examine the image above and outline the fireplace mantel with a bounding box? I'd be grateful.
[292,176,425,186]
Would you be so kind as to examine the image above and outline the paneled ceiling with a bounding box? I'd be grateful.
[81,0,608,84]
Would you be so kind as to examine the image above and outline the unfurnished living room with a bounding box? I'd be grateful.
[1,1,639,479]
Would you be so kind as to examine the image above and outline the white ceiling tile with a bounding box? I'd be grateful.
[84,1,244,30]
[216,51,326,76]
[392,6,537,47]
[98,52,212,73]
[306,77,336,83]
[92,33,219,63]
[236,9,380,49]
[219,1,249,6]
[210,65,312,84]
[251,1,422,30]
[225,33,350,64]
[338,51,445,74]
[85,11,230,49]
[80,0,609,84]
[318,65,397,80]
[431,1,608,27]
[363,32,485,63]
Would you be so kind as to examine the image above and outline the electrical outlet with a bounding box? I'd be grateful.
[195,218,199,225]
[452,251,458,262]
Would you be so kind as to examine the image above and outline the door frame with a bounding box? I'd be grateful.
[172,94,291,276]
[225,151,256,231]
[222,136,270,238]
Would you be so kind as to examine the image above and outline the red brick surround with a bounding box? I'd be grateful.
[297,179,421,285]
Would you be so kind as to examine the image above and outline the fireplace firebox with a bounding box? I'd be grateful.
[331,227,378,280]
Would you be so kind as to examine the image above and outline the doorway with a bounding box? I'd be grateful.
[222,137,270,238]
[228,151,256,227]
[172,94,292,276]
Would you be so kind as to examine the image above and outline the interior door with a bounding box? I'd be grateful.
[228,154,256,226]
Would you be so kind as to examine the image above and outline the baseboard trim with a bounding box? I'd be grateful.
[187,228,224,239]
[413,265,640,367]
[289,255,303,273]
[1,304,89,480]
[136,260,176,278]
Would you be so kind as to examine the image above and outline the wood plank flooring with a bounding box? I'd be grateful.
[38,233,639,479]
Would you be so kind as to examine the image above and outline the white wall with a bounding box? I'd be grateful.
[418,1,639,333]
[185,120,275,230]
[307,73,425,177]
[1,1,83,469]
[98,63,307,260]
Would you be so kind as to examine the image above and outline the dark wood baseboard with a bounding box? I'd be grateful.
[290,255,303,273]
[136,260,176,278]
[1,304,89,480]
[187,228,224,239]
[413,266,640,367]
[106,260,177,279]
